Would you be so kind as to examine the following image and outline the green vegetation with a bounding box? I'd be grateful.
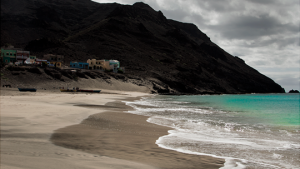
[117,69,124,73]
[105,69,113,72]
[72,74,79,81]
[42,62,48,68]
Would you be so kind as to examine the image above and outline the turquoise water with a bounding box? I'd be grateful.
[177,94,300,127]
[126,93,300,169]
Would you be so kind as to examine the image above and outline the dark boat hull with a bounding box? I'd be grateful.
[60,89,76,92]
[18,88,37,92]
[77,90,101,93]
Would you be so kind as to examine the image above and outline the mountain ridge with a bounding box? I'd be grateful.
[0,0,285,94]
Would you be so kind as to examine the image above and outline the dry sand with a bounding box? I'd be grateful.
[1,88,224,169]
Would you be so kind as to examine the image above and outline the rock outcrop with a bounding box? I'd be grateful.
[288,90,299,93]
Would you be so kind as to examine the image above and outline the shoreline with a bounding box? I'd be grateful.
[1,88,224,169]
[51,96,225,169]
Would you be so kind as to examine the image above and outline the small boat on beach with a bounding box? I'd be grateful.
[77,89,101,93]
[60,89,77,92]
[59,87,101,93]
[18,88,37,92]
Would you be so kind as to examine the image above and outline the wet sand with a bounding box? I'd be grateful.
[1,88,224,169]
[51,100,225,169]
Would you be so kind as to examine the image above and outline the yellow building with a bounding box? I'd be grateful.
[49,61,62,68]
[87,59,104,70]
[87,59,120,72]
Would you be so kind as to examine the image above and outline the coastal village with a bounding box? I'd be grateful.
[0,46,125,73]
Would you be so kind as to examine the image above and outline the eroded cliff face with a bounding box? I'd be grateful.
[1,0,285,94]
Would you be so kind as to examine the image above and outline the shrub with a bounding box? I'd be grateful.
[104,69,113,72]
[117,69,124,73]
[42,62,48,68]
[73,75,79,81]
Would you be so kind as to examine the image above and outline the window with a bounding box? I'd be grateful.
[79,64,82,67]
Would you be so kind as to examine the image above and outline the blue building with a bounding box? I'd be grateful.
[70,61,89,69]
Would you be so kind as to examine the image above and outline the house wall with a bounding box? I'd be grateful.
[30,59,36,64]
[86,59,121,71]
[108,60,120,72]
[16,50,30,63]
[56,62,62,68]
[109,60,120,68]
[101,60,111,70]
[29,56,36,59]
[87,59,104,70]
[44,54,64,62]
[70,62,89,69]
[36,59,47,65]
[16,50,30,57]
[49,62,62,68]
[3,56,11,63]
[1,49,17,58]
[1,49,17,63]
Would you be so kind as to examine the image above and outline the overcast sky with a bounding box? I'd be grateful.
[93,0,299,91]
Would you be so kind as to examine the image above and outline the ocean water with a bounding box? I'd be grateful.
[125,94,300,169]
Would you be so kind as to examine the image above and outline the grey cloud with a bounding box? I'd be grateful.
[183,13,209,28]
[209,14,298,40]
[194,0,245,13]
[273,36,298,49]
[239,36,299,49]
[249,60,268,66]
[161,8,191,23]
[246,0,280,5]
[248,58,287,67]
[151,0,298,51]
[247,52,298,67]
[276,76,300,87]
[275,76,299,91]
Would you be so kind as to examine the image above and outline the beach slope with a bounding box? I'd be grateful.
[1,89,224,169]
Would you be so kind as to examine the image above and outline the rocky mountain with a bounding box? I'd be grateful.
[288,90,299,93]
[1,0,285,94]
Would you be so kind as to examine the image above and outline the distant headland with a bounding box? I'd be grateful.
[288,89,299,93]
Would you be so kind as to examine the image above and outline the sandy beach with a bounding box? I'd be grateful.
[1,88,224,169]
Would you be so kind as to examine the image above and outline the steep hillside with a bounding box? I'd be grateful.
[0,0,285,94]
